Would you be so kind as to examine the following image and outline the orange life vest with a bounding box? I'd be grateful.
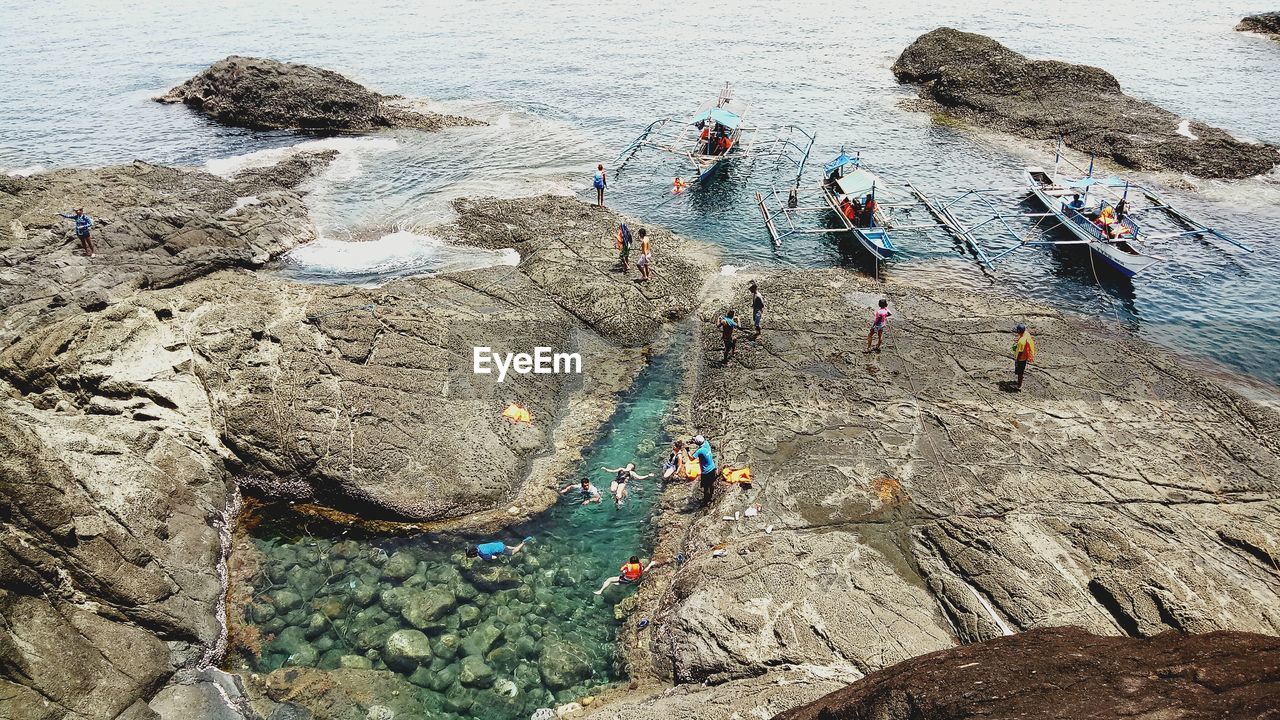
[621,562,643,581]
[683,457,701,480]
[723,467,752,484]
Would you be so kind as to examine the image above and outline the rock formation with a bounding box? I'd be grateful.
[587,268,1280,719]
[156,56,483,132]
[0,151,712,718]
[1238,12,1280,40]
[892,28,1279,179]
[775,626,1280,720]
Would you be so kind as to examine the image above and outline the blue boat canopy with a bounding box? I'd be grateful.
[1065,175,1129,189]
[823,152,860,177]
[691,107,741,130]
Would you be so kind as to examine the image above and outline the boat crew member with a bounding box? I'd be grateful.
[840,197,858,224]
[691,434,718,505]
[1068,194,1086,212]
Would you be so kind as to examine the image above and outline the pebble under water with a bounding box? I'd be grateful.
[235,345,685,718]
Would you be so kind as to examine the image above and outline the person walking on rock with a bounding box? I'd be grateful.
[57,207,96,257]
[467,537,533,561]
[866,299,892,352]
[593,164,607,207]
[748,281,764,337]
[717,310,740,364]
[1012,323,1036,391]
[617,223,633,273]
[593,555,658,595]
[691,434,718,506]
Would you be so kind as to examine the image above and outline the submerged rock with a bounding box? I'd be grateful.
[1238,12,1280,39]
[380,550,418,580]
[775,627,1280,720]
[156,55,482,132]
[382,629,433,671]
[458,655,497,688]
[539,639,593,690]
[460,621,503,657]
[400,587,458,629]
[891,27,1279,178]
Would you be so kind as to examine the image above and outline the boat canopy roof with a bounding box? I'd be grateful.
[835,168,877,198]
[823,152,860,177]
[691,107,742,130]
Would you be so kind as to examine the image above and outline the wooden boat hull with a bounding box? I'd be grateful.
[1024,170,1159,278]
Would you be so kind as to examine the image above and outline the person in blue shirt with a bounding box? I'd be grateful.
[1067,194,1086,214]
[717,310,740,364]
[466,536,533,561]
[57,208,96,257]
[691,434,718,506]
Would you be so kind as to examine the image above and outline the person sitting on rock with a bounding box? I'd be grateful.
[662,440,687,479]
[467,537,533,561]
[560,477,602,505]
[593,555,658,595]
[601,463,654,507]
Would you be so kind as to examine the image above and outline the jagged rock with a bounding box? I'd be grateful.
[891,28,1279,178]
[774,627,1280,720]
[156,56,482,132]
[1238,12,1280,39]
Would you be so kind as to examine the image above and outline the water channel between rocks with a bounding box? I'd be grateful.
[229,341,686,718]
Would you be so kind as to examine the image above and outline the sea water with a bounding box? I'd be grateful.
[238,344,685,717]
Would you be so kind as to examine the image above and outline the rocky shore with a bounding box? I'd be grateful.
[157,56,483,132]
[1238,12,1280,40]
[776,626,1280,720]
[582,267,1280,719]
[892,28,1280,179]
[0,151,714,718]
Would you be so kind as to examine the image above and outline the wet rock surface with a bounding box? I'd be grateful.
[594,268,1280,719]
[157,56,483,132]
[1238,12,1280,39]
[892,28,1279,178]
[775,626,1280,720]
[0,157,710,719]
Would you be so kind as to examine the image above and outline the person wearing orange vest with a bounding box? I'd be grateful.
[1012,323,1036,391]
[593,555,658,595]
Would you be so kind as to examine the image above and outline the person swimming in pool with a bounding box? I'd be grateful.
[593,555,659,595]
[466,537,533,561]
[600,463,654,507]
[559,477,602,505]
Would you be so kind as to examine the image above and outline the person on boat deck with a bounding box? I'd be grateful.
[840,197,858,224]
[858,197,877,228]
[1095,206,1119,236]
[699,123,712,153]
[1115,198,1128,219]
[600,463,653,507]
[467,537,532,561]
[560,477,602,505]
[1068,194,1086,212]
[593,555,659,595]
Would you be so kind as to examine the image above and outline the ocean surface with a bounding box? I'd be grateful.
[2,0,1278,381]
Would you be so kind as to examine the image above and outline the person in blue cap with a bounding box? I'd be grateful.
[466,537,533,561]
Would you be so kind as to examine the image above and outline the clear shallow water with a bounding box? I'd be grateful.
[239,345,682,716]
[3,1,1275,380]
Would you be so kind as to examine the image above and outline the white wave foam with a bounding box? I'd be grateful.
[3,165,46,177]
[720,265,739,275]
[285,230,519,281]
[204,136,399,179]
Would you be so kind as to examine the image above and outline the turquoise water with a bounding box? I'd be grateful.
[240,343,684,717]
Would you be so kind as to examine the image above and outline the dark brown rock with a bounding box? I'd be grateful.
[892,28,1279,178]
[1238,12,1280,39]
[157,56,482,133]
[774,627,1280,720]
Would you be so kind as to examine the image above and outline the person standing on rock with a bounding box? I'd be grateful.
[717,310,741,364]
[560,477,602,505]
[691,434,718,506]
[601,463,653,507]
[467,537,533,561]
[636,228,653,282]
[1012,323,1036,391]
[57,208,96,257]
[748,281,765,337]
[866,299,892,352]
[617,223,633,273]
[593,555,658,595]
[593,164,607,207]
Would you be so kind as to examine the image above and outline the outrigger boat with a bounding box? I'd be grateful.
[614,83,815,187]
[923,147,1254,277]
[756,149,963,258]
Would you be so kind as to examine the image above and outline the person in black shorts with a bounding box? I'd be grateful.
[717,310,740,364]
[748,281,764,337]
